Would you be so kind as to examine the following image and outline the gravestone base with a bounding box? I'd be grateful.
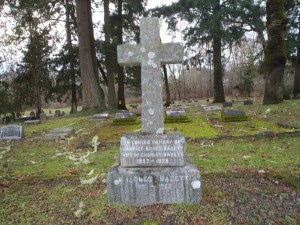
[107,162,201,206]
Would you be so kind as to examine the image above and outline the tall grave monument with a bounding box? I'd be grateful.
[107,17,201,205]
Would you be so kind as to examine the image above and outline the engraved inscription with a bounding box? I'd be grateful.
[120,134,186,167]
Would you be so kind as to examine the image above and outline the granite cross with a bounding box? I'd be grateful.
[117,17,184,134]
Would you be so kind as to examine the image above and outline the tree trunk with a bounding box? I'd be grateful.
[162,65,171,106]
[76,0,105,110]
[104,0,117,109]
[294,15,300,94]
[263,0,287,105]
[116,0,126,110]
[212,0,225,103]
[66,0,77,113]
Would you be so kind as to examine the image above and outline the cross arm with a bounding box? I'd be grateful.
[117,44,142,66]
[160,43,184,65]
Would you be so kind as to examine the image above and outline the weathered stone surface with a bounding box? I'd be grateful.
[41,128,74,141]
[0,125,24,140]
[120,133,186,167]
[117,17,183,135]
[107,162,201,206]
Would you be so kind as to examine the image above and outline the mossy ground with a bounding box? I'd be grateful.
[0,100,299,224]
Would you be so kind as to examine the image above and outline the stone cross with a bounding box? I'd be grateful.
[117,17,183,134]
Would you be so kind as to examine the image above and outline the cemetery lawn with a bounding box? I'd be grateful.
[0,100,300,224]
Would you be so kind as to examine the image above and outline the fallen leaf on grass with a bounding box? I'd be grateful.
[258,169,266,174]
[80,176,99,185]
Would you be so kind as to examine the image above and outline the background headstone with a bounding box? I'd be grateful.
[40,113,47,121]
[203,106,222,112]
[221,109,248,122]
[30,111,36,117]
[91,113,110,121]
[244,100,253,105]
[0,125,24,140]
[223,102,233,108]
[55,110,61,117]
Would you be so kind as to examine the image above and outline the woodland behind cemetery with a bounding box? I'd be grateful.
[0,0,299,117]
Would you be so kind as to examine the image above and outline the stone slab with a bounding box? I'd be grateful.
[166,108,186,117]
[115,111,135,119]
[24,120,41,125]
[0,125,24,140]
[120,133,186,167]
[107,162,201,206]
[203,106,222,111]
[91,113,110,121]
[41,128,74,141]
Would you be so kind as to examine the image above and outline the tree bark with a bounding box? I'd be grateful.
[294,15,300,94]
[104,0,117,109]
[116,0,126,110]
[162,65,171,106]
[66,0,77,113]
[212,0,225,103]
[263,0,287,105]
[76,0,105,110]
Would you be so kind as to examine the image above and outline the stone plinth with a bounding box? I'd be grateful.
[107,162,201,206]
[120,133,185,167]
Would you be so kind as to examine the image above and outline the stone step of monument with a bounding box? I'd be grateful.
[107,162,201,206]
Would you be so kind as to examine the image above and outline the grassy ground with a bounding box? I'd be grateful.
[0,100,299,224]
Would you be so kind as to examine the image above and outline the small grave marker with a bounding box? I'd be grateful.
[244,100,253,105]
[91,113,110,121]
[223,102,233,108]
[112,111,137,125]
[221,109,248,122]
[165,108,190,123]
[0,125,24,140]
[203,105,222,111]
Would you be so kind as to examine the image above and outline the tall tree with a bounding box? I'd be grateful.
[286,1,300,94]
[65,0,78,113]
[152,0,249,103]
[104,0,117,109]
[263,0,288,104]
[76,0,105,110]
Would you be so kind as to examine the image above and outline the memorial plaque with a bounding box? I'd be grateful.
[0,125,24,140]
[120,133,185,167]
